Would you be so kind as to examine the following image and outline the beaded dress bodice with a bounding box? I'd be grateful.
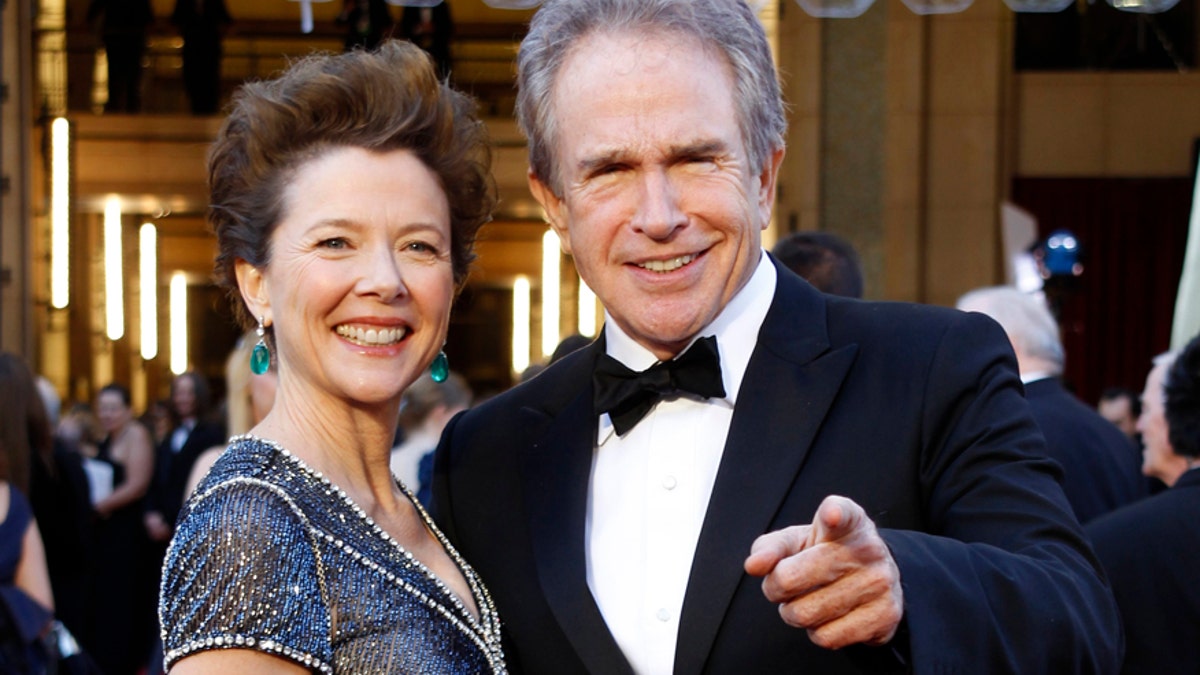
[159,436,506,674]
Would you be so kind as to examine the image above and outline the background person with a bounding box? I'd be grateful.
[0,353,56,671]
[1098,386,1141,442]
[1086,334,1200,673]
[184,332,279,497]
[432,1,1121,673]
[390,370,471,506]
[957,286,1145,522]
[770,230,864,298]
[144,371,225,544]
[90,383,156,675]
[158,40,504,673]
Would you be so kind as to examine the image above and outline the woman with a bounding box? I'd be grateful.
[92,383,156,674]
[144,372,224,545]
[184,331,279,496]
[390,370,471,507]
[0,353,56,671]
[159,41,502,673]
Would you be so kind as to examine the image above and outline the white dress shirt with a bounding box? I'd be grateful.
[586,253,777,675]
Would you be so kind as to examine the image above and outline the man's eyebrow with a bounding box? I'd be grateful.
[577,149,633,175]
[667,140,727,157]
[576,140,730,175]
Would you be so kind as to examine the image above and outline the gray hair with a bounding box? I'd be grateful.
[516,0,786,193]
[956,286,1065,374]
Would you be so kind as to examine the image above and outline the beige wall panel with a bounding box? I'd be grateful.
[885,13,925,115]
[1107,79,1200,176]
[924,206,997,306]
[469,239,543,285]
[159,235,218,277]
[76,139,209,186]
[1017,73,1200,177]
[884,112,923,205]
[882,205,922,302]
[926,114,999,208]
[782,18,823,116]
[1016,76,1107,175]
[927,19,1002,115]
[790,114,823,209]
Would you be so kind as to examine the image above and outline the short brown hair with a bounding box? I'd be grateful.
[209,41,495,331]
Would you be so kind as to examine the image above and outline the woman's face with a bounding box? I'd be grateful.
[241,146,455,411]
[172,375,197,419]
[95,391,131,436]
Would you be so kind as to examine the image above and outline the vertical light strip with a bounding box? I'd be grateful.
[103,195,124,340]
[170,272,188,375]
[541,229,560,356]
[578,277,597,338]
[513,276,531,374]
[50,117,70,308]
[139,224,158,360]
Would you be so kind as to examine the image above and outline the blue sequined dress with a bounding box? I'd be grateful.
[159,436,506,673]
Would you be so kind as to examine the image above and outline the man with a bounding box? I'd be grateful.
[1097,387,1140,442]
[957,286,1145,522]
[433,1,1120,672]
[1131,352,1193,487]
[1087,336,1200,673]
[771,230,864,298]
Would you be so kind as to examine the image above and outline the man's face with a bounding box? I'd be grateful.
[1138,361,1180,483]
[1098,396,1137,439]
[529,32,783,361]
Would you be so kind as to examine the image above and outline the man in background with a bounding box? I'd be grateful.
[958,286,1145,523]
[771,231,863,298]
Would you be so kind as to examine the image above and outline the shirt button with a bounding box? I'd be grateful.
[656,608,671,622]
[662,475,678,490]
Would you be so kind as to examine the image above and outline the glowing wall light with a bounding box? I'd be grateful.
[103,195,124,340]
[541,229,560,357]
[170,272,188,375]
[513,275,531,374]
[578,277,597,338]
[139,224,157,360]
[50,117,70,308]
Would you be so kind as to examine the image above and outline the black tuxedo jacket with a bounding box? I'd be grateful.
[1086,467,1200,674]
[148,420,225,527]
[433,261,1121,674]
[1024,377,1145,523]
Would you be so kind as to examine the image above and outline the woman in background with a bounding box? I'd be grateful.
[0,353,56,670]
[91,383,155,674]
[390,370,471,506]
[185,332,279,496]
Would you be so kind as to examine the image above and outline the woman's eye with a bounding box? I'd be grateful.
[318,237,349,250]
[407,241,437,254]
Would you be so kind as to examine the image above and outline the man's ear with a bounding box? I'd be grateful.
[234,259,271,325]
[528,170,572,256]
[757,147,786,230]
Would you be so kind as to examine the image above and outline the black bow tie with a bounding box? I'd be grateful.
[593,336,726,437]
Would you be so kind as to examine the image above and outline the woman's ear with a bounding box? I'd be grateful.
[234,259,271,325]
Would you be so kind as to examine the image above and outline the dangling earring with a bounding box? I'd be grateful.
[430,350,449,383]
[250,317,271,375]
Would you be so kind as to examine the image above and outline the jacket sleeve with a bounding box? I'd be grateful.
[883,311,1123,674]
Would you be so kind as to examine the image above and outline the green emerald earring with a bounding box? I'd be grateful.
[250,317,271,375]
[430,351,449,383]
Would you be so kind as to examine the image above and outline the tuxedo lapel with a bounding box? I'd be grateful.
[674,263,858,675]
[519,343,634,675]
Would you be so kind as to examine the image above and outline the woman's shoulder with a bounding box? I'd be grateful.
[192,436,288,491]
[162,458,334,673]
[0,482,32,531]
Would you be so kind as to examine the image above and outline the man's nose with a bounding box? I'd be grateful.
[630,170,687,239]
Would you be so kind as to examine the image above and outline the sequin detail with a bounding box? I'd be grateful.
[160,435,506,673]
